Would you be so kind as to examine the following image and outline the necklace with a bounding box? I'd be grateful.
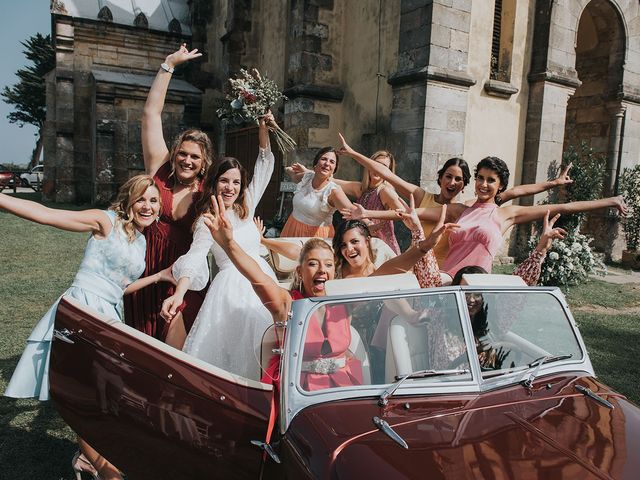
[176,176,199,189]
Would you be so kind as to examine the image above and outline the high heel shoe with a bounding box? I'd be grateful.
[71,450,100,480]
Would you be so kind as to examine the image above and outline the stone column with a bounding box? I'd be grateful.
[284,0,343,165]
[604,102,626,197]
[388,0,475,191]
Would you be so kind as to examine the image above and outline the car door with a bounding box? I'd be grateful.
[49,297,275,480]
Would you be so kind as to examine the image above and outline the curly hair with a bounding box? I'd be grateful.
[168,129,215,180]
[110,174,160,242]
[475,156,510,195]
[291,238,335,293]
[332,220,376,277]
[195,157,249,221]
[437,157,471,187]
[313,146,339,174]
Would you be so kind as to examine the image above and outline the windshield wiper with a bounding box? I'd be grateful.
[575,384,614,409]
[379,368,470,406]
[520,354,573,388]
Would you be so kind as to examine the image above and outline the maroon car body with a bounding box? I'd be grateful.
[49,285,640,479]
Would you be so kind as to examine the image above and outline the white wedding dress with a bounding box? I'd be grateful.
[173,147,277,381]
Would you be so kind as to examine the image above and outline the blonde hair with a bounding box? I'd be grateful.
[290,238,334,293]
[110,175,160,242]
[168,129,215,180]
[361,150,396,191]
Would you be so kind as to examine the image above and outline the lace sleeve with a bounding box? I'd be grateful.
[246,146,275,213]
[319,181,339,213]
[171,217,213,291]
[411,229,442,289]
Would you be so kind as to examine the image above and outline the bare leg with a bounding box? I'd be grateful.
[78,437,123,480]
[165,311,187,349]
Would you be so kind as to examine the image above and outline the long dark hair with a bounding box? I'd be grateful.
[437,157,471,187]
[332,220,376,277]
[195,157,249,220]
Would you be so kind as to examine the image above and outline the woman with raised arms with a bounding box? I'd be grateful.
[2,175,174,480]
[125,44,214,348]
[160,113,279,381]
[337,133,573,264]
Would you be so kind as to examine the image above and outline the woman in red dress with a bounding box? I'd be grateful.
[124,45,214,348]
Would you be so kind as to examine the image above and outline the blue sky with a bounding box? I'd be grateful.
[0,1,50,167]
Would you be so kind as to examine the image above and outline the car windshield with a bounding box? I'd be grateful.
[295,290,583,393]
[462,290,583,380]
[297,292,473,392]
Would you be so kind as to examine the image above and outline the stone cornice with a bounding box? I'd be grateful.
[388,66,476,88]
[484,79,519,98]
[527,71,581,89]
[284,84,344,102]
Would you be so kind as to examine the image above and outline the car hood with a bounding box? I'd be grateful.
[283,375,640,479]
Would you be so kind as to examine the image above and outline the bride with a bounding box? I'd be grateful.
[161,113,277,380]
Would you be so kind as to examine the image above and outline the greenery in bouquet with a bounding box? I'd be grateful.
[620,164,640,251]
[217,68,296,154]
[528,231,605,286]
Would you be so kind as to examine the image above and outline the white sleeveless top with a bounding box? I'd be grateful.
[291,171,338,226]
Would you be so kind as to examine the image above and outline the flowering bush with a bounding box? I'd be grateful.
[217,68,296,154]
[528,231,605,286]
[620,164,640,250]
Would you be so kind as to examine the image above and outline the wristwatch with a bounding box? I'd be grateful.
[160,62,174,74]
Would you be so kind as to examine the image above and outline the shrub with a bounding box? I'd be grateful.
[543,142,606,232]
[531,142,607,286]
[529,231,605,286]
[619,164,640,251]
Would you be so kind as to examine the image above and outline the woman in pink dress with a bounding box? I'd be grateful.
[412,156,626,277]
[124,45,214,348]
[337,134,574,265]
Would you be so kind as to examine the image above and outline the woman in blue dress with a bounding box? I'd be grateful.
[1,175,173,480]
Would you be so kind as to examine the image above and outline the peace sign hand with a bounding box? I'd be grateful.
[203,195,234,246]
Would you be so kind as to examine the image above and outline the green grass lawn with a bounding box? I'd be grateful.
[1,194,640,479]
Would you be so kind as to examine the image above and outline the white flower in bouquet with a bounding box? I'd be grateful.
[549,251,559,261]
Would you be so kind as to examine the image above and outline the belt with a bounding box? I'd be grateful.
[301,356,346,374]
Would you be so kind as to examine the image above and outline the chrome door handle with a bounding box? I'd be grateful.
[53,328,75,344]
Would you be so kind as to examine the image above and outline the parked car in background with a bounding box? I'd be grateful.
[49,275,640,479]
[0,164,18,191]
[20,164,44,190]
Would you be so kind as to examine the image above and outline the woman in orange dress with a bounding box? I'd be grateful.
[280,147,354,238]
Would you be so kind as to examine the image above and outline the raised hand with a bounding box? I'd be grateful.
[397,194,421,232]
[340,203,367,221]
[537,210,567,252]
[164,43,202,69]
[553,162,573,187]
[336,133,357,157]
[418,204,460,253]
[253,216,266,240]
[614,195,628,216]
[286,162,307,176]
[203,194,234,246]
[259,110,276,129]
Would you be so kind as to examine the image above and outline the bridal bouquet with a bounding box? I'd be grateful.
[217,68,296,154]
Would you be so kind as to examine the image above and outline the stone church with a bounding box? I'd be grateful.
[45,0,640,258]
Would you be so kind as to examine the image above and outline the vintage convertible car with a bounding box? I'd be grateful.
[49,275,640,479]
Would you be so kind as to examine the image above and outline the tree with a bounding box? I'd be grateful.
[1,33,55,167]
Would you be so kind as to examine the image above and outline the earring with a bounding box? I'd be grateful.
[156,216,160,223]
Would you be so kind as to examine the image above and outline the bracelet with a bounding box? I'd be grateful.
[160,62,174,74]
